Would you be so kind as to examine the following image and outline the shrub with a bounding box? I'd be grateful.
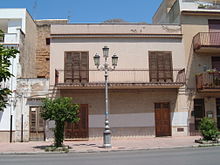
[199,117,220,141]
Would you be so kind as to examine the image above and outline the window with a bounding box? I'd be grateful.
[149,51,173,82]
[64,51,89,83]
[46,38,50,45]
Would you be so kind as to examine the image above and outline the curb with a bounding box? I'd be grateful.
[0,145,199,155]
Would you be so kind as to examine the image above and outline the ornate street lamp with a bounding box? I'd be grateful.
[93,46,118,148]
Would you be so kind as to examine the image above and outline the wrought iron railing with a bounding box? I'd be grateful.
[193,32,220,51]
[196,71,220,90]
[55,69,186,86]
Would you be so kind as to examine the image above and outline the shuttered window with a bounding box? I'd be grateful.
[64,51,89,83]
[149,51,173,82]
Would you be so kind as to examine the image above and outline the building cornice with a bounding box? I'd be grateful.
[50,33,182,39]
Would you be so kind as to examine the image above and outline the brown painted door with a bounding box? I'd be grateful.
[64,52,89,83]
[29,107,45,141]
[155,103,171,137]
[149,51,173,82]
[64,104,89,140]
[216,99,220,130]
[194,99,205,130]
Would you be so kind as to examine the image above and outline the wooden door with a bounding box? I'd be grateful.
[149,51,173,82]
[194,99,205,130]
[29,107,45,141]
[216,99,220,130]
[64,104,89,140]
[64,52,89,83]
[155,103,171,137]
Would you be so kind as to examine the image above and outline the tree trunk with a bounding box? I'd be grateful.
[54,120,64,147]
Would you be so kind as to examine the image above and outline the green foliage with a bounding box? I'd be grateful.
[41,97,80,147]
[0,41,19,111]
[199,117,220,141]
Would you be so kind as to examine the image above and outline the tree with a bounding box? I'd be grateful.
[41,97,80,147]
[0,30,19,111]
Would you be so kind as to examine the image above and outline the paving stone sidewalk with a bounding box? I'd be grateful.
[0,136,200,154]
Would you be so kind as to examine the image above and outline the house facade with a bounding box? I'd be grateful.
[0,9,37,142]
[153,0,220,135]
[49,24,187,139]
[2,0,220,142]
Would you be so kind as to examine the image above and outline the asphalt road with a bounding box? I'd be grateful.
[0,147,220,165]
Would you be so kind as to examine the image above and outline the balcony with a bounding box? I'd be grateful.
[55,69,186,89]
[193,32,220,53]
[196,70,220,92]
[182,0,220,11]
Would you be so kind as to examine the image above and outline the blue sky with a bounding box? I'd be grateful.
[1,0,163,23]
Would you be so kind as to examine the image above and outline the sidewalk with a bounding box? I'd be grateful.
[0,136,200,154]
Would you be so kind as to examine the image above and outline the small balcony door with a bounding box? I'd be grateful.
[194,99,205,130]
[212,57,220,71]
[64,51,89,83]
[149,51,173,83]
[216,99,220,129]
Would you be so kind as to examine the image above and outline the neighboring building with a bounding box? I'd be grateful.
[0,9,37,142]
[153,0,220,135]
[49,24,187,139]
[14,19,68,142]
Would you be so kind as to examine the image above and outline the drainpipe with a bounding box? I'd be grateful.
[21,94,24,142]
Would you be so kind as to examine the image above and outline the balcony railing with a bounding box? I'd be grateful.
[193,32,220,53]
[196,71,220,91]
[55,69,186,88]
[0,33,18,44]
[183,0,220,9]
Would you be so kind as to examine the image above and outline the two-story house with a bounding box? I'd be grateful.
[153,0,220,135]
[49,24,187,140]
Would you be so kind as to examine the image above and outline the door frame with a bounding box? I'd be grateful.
[154,102,172,137]
[29,106,45,141]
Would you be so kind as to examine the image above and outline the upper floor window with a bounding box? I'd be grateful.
[64,51,89,83]
[149,51,173,83]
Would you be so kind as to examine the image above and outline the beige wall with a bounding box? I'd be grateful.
[20,12,37,78]
[181,14,220,132]
[57,88,188,137]
[50,26,184,85]
[0,131,15,143]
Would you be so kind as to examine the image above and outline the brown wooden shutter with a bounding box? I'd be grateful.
[80,52,89,83]
[149,51,173,82]
[149,52,158,82]
[157,52,165,81]
[64,52,74,83]
[72,52,81,83]
[163,52,173,82]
